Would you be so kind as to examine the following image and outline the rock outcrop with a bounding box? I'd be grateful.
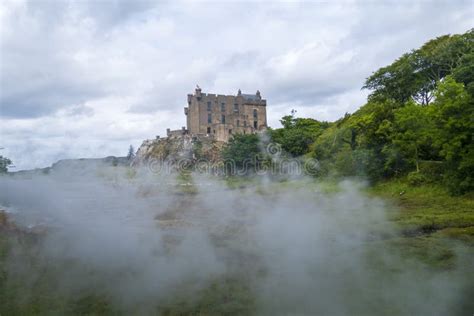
[133,135,225,167]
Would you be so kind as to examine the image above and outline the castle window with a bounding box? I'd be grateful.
[234,103,239,111]
[244,121,247,127]
[207,127,211,134]
[213,129,216,134]
[221,115,226,124]
[207,102,212,111]
[208,113,212,123]
[254,121,258,128]
[237,120,240,127]
[253,109,258,119]
[229,129,232,134]
[221,103,226,112]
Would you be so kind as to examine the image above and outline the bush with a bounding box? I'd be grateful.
[0,156,12,173]
[332,148,385,181]
[407,171,429,186]
[419,161,444,182]
[222,134,264,174]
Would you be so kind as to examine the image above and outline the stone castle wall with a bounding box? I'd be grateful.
[184,87,267,142]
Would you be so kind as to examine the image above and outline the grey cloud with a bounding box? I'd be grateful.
[268,83,350,107]
[222,51,261,68]
[1,83,101,118]
[65,103,95,117]
[126,83,189,114]
[25,0,158,29]
[77,0,157,26]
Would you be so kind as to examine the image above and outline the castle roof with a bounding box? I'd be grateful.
[241,93,259,101]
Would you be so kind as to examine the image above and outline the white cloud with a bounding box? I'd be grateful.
[0,0,471,169]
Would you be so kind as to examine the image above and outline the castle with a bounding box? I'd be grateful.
[167,86,267,142]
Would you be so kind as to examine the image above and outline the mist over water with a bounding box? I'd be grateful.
[0,167,472,315]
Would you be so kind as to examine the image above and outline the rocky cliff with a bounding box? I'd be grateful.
[133,135,225,167]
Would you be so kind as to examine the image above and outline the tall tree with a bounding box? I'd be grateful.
[270,114,330,157]
[222,133,262,173]
[364,29,474,106]
[0,155,12,173]
[392,101,433,172]
[127,145,135,161]
[430,76,474,193]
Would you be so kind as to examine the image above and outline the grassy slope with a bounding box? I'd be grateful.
[369,178,474,238]
[368,178,474,269]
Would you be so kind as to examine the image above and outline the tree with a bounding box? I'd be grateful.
[392,101,434,172]
[309,100,399,180]
[0,155,12,173]
[453,52,474,96]
[430,76,474,193]
[363,30,474,106]
[222,133,262,173]
[270,114,330,157]
[363,53,420,104]
[127,145,135,160]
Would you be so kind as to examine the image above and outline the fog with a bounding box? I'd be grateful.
[0,166,472,314]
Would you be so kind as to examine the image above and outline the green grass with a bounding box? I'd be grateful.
[223,176,342,196]
[384,236,457,269]
[175,170,199,195]
[367,177,474,270]
[158,277,256,316]
[369,178,474,234]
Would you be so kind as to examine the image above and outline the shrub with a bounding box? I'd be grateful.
[407,171,429,185]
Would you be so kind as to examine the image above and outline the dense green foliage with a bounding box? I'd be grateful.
[269,114,330,156]
[222,133,263,172]
[262,29,473,194]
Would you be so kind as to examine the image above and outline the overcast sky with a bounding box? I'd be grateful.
[0,0,472,170]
